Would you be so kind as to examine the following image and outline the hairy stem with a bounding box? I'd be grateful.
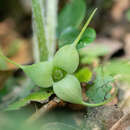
[32,0,48,61]
[45,0,58,61]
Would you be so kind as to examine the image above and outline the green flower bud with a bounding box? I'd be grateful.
[53,74,83,104]
[52,67,67,82]
[53,45,79,73]
[21,61,53,88]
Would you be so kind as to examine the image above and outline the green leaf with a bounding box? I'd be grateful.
[59,27,79,48]
[6,91,53,111]
[58,0,86,35]
[86,68,113,103]
[58,27,96,49]
[80,44,109,57]
[77,27,96,49]
[104,60,130,82]
[75,67,92,82]
[80,55,99,64]
[79,44,109,64]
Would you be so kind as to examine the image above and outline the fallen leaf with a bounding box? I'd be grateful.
[111,0,129,21]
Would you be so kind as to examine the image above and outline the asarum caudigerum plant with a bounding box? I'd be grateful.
[0,9,117,107]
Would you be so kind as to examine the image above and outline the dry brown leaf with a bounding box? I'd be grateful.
[0,19,33,70]
[111,26,126,40]
[111,0,130,21]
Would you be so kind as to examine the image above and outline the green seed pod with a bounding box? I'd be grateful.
[21,61,53,88]
[53,74,83,104]
[53,45,79,73]
[53,74,118,107]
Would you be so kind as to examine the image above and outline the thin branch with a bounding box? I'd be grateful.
[110,113,130,130]
[26,98,60,124]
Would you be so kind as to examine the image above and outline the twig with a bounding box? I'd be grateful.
[26,97,60,124]
[110,113,130,130]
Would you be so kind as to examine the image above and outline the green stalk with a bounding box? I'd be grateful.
[81,87,118,107]
[73,8,97,47]
[0,51,22,68]
[32,0,48,61]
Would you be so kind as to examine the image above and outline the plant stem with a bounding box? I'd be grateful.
[32,0,48,61]
[45,0,58,61]
[0,51,22,68]
[32,25,40,63]
[73,8,97,47]
[26,97,60,124]
[81,87,118,107]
